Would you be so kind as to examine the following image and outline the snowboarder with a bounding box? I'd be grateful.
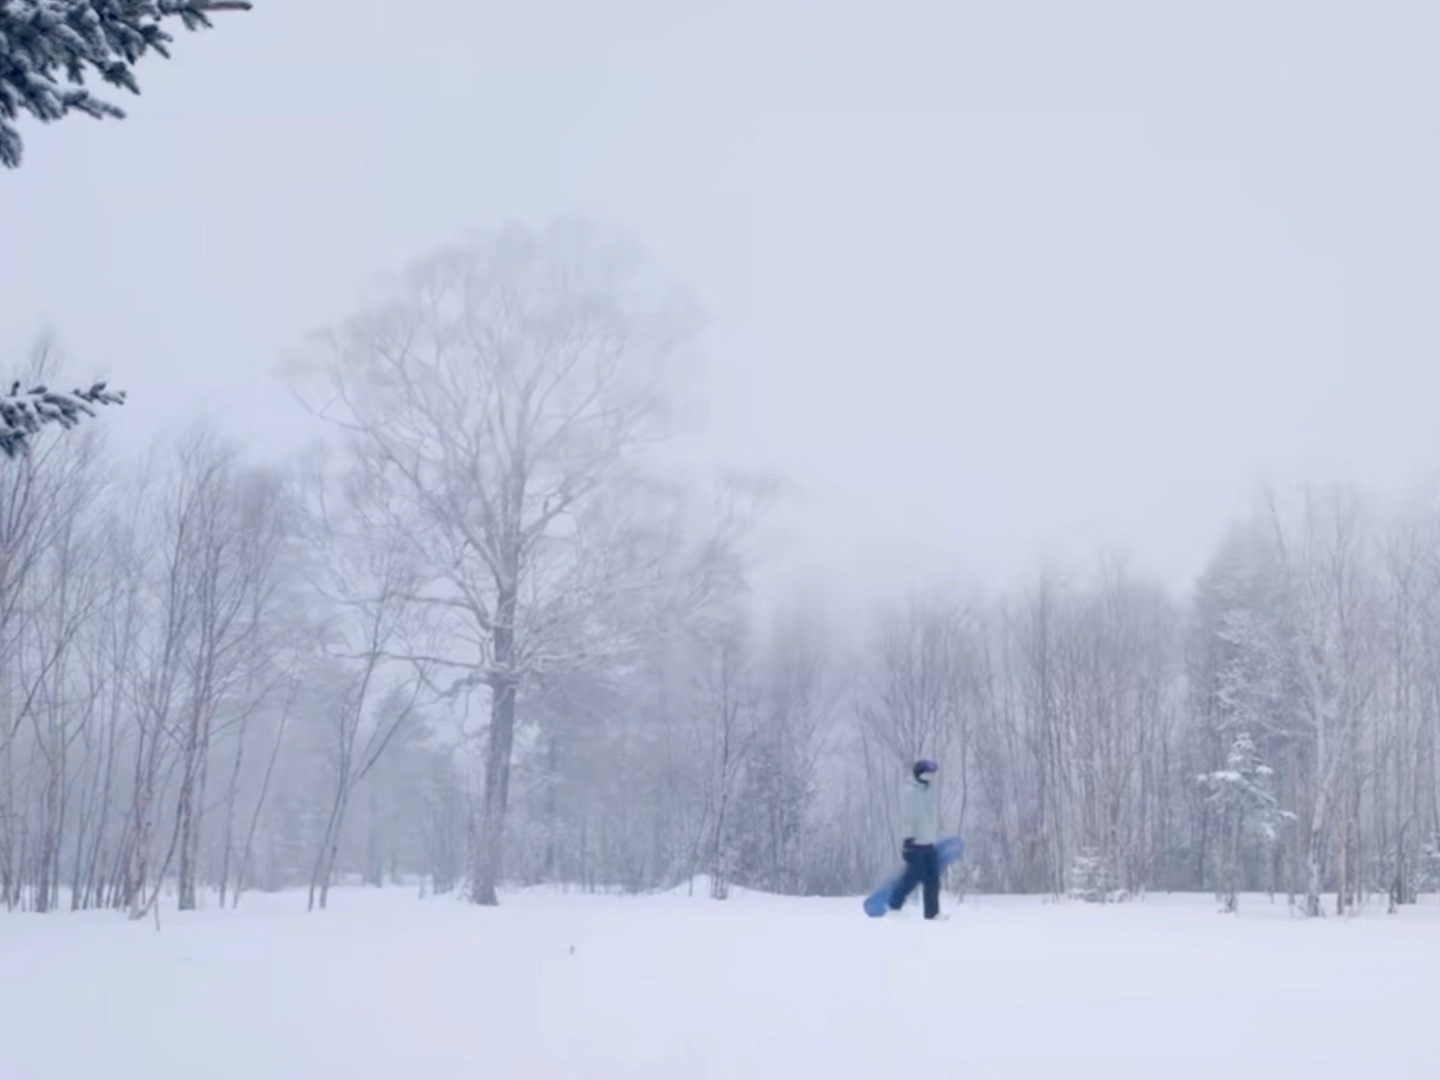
[888,758,942,919]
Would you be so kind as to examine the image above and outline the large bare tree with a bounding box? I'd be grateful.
[289,219,699,904]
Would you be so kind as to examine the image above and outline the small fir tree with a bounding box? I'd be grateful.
[1066,847,1117,903]
[1198,731,1293,913]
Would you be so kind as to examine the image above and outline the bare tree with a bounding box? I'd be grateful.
[288,219,699,905]
[1011,572,1071,897]
[860,594,965,769]
[218,664,300,908]
[291,448,430,911]
[168,440,294,911]
[690,615,758,900]
[0,417,107,911]
[308,673,422,911]
[1253,484,1378,916]
[23,457,107,912]
[1375,507,1434,910]
[124,438,227,920]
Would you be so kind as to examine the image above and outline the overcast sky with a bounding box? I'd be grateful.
[1,0,1436,610]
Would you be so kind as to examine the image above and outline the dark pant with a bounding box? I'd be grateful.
[889,842,940,919]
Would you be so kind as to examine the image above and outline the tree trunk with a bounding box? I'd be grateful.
[127,733,158,921]
[1220,810,1240,913]
[176,769,199,910]
[309,778,351,912]
[217,712,248,908]
[234,695,289,908]
[177,681,217,911]
[470,578,519,906]
[1304,815,1325,918]
[34,740,62,913]
[470,672,517,905]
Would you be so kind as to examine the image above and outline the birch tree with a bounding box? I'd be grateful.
[124,450,201,919]
[170,438,294,910]
[21,451,106,911]
[1374,507,1433,909]
[0,423,107,910]
[1012,574,1070,896]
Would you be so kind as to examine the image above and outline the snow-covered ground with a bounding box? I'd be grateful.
[3,885,1437,1079]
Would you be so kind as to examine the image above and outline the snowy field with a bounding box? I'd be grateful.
[3,885,1438,1079]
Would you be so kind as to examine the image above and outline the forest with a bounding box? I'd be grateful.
[1,219,1437,920]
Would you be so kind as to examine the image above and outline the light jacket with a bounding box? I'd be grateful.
[904,775,939,846]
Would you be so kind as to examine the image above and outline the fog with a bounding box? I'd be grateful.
[5,0,1435,610]
[7,0,1440,976]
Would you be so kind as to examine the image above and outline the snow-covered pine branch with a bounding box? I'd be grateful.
[0,0,252,167]
[0,379,124,458]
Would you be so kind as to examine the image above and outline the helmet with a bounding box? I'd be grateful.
[913,758,938,781]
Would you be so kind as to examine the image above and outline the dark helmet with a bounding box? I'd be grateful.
[913,758,938,781]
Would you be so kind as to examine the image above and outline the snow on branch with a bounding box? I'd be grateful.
[0,0,252,167]
[0,379,125,458]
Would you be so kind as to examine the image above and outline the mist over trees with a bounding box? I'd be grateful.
[1,219,1438,918]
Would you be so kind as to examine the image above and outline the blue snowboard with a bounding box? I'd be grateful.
[862,835,965,917]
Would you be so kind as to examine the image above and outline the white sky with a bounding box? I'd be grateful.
[1,0,1436,611]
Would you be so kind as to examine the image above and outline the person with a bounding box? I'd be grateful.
[888,758,941,919]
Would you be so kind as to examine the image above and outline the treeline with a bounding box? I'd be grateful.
[1,221,1436,916]
[506,483,1440,916]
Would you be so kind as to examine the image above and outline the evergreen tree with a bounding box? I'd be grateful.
[0,379,123,459]
[1066,847,1117,903]
[0,0,251,167]
[1420,835,1440,896]
[1198,731,1292,912]
[1188,520,1302,905]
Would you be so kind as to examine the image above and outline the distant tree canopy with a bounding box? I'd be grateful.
[0,0,252,167]
[0,380,124,459]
